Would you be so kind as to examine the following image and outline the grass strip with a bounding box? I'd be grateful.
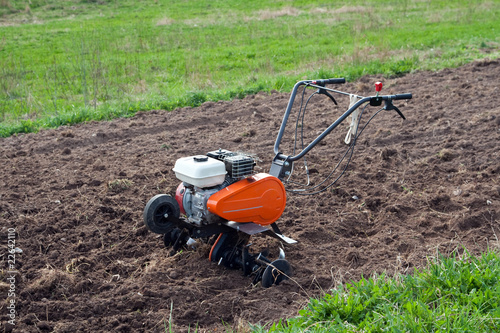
[255,249,500,332]
[1,0,499,137]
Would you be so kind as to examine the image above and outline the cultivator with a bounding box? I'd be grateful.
[144,79,411,287]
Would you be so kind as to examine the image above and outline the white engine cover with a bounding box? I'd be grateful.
[172,155,226,188]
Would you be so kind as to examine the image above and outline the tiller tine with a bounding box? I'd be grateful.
[206,222,295,288]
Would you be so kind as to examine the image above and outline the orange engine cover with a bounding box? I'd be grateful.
[206,173,286,226]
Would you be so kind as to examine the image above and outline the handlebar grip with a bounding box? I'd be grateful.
[312,78,346,86]
[325,78,346,84]
[393,93,412,100]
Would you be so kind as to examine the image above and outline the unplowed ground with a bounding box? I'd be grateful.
[1,59,499,332]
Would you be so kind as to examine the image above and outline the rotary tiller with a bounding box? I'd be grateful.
[143,79,412,287]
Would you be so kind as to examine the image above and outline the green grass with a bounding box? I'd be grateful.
[254,249,500,332]
[0,0,499,137]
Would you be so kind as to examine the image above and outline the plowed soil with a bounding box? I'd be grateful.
[1,59,499,333]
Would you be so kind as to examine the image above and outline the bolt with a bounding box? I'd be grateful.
[284,162,289,166]
[284,171,291,176]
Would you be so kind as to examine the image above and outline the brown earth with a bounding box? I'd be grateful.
[1,59,499,332]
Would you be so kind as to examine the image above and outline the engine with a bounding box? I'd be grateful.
[173,149,256,226]
[144,149,290,287]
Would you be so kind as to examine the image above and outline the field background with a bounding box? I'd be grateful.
[1,0,499,137]
[1,1,500,332]
[1,59,499,332]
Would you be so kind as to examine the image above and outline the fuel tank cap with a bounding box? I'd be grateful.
[193,155,209,162]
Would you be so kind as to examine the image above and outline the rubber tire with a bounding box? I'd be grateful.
[143,194,180,234]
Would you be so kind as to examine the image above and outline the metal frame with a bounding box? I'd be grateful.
[270,79,411,179]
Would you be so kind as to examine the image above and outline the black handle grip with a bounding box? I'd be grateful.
[312,78,346,86]
[325,78,346,84]
[393,93,412,100]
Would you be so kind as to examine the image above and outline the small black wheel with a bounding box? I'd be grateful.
[143,194,180,234]
[261,259,292,288]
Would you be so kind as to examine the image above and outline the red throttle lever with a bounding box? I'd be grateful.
[369,82,384,106]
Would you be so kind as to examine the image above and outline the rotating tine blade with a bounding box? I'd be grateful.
[278,248,286,260]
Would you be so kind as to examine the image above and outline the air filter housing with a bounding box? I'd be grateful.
[224,155,255,179]
[206,149,256,179]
